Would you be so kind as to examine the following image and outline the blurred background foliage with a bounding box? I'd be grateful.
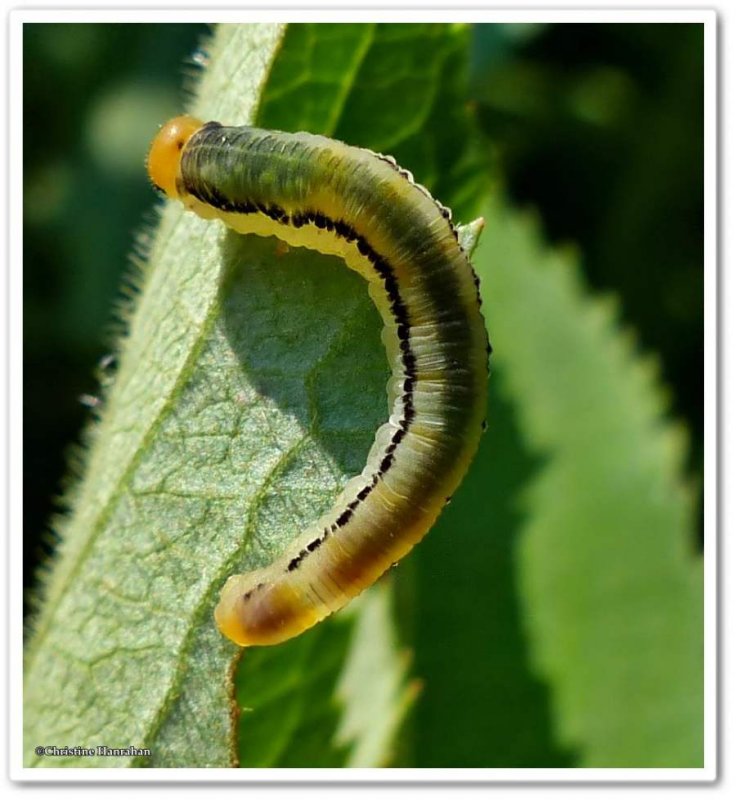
[23,22,704,767]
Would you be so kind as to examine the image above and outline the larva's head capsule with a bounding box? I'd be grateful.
[146,115,203,199]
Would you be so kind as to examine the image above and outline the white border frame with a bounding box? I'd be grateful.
[6,4,717,784]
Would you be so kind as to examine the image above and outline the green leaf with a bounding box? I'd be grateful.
[475,191,703,767]
[236,583,416,767]
[24,22,486,769]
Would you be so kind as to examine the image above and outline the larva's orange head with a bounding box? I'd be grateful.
[146,115,203,198]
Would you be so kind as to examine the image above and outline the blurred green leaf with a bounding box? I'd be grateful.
[408,377,574,767]
[475,191,703,767]
[410,188,702,768]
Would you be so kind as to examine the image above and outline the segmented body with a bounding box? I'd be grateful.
[147,117,490,646]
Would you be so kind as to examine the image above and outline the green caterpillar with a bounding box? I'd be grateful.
[147,116,490,647]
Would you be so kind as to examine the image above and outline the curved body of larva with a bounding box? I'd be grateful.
[147,116,490,647]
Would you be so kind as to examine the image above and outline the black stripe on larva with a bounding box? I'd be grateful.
[285,470,384,571]
[334,220,356,241]
[258,202,289,223]
[336,508,354,527]
[356,484,373,501]
[287,529,329,572]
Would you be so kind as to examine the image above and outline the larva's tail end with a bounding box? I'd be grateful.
[146,115,204,199]
[214,572,324,648]
[214,574,260,648]
[214,605,251,648]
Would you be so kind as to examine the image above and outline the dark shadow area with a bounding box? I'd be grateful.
[217,230,389,554]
